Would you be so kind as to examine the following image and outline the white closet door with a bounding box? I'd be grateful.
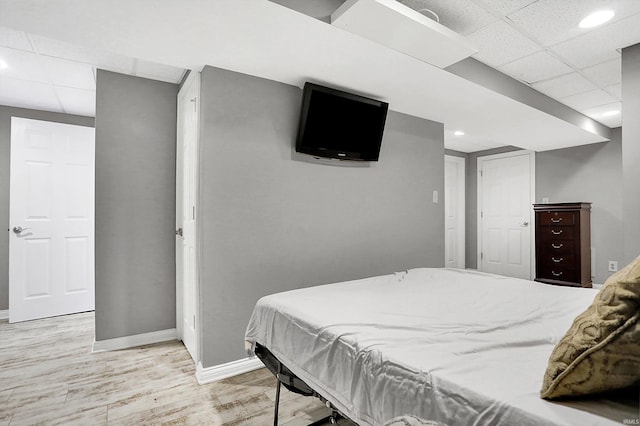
[444,155,465,269]
[176,73,199,362]
[9,117,95,323]
[478,151,534,280]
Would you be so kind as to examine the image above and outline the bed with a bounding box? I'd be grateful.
[244,268,639,425]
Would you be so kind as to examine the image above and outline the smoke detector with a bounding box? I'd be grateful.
[396,0,440,22]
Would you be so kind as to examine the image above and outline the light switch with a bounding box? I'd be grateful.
[433,190,438,203]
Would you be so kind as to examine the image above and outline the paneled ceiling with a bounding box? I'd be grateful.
[0,27,186,117]
[0,0,638,152]
[272,0,637,130]
[437,0,637,129]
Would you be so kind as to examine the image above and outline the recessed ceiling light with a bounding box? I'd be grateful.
[579,10,614,28]
[601,110,620,117]
[0,59,8,69]
[454,130,465,136]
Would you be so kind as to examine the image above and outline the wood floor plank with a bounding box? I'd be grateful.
[0,312,354,425]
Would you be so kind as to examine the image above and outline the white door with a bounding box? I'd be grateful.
[9,117,95,323]
[478,151,534,280]
[176,72,199,362]
[444,155,465,269]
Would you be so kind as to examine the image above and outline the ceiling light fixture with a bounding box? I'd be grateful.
[454,130,465,136]
[579,10,614,28]
[0,59,8,69]
[601,110,620,117]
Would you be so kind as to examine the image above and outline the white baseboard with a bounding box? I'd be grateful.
[0,310,8,321]
[196,357,263,385]
[92,328,177,353]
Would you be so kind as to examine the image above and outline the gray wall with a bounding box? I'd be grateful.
[0,106,94,311]
[198,66,445,367]
[463,136,623,284]
[622,44,640,264]
[94,70,177,340]
[536,130,623,284]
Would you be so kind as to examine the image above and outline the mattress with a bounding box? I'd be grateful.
[245,268,639,425]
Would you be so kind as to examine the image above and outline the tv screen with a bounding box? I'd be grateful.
[295,82,389,161]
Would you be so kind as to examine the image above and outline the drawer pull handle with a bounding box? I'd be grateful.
[552,243,563,249]
[551,229,563,235]
[552,271,563,277]
[552,257,563,263]
[550,217,563,223]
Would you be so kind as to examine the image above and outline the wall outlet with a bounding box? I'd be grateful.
[542,197,549,203]
[608,261,618,272]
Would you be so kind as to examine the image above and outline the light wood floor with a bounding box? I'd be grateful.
[0,312,349,425]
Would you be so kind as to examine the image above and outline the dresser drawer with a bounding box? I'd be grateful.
[537,226,575,240]
[538,267,577,282]
[538,211,575,226]
[540,253,575,269]
[538,239,574,255]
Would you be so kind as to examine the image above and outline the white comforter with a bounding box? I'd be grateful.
[245,268,637,425]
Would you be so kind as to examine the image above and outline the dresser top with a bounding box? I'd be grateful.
[533,202,592,211]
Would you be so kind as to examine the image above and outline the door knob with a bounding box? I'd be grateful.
[175,228,183,237]
[521,221,529,227]
[13,226,30,234]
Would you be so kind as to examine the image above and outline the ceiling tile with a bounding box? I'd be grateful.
[473,0,538,16]
[467,20,541,67]
[605,83,621,99]
[0,75,61,112]
[55,86,95,116]
[135,59,186,84]
[559,88,617,111]
[32,33,100,62]
[507,0,640,47]
[0,46,47,83]
[581,59,620,88]
[42,56,95,90]
[0,26,32,51]
[498,51,573,84]
[399,0,498,36]
[32,34,136,75]
[532,72,598,99]
[550,13,640,69]
[580,101,622,128]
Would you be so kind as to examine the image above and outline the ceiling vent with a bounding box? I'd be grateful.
[331,0,477,69]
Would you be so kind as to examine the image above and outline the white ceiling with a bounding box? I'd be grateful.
[457,0,640,129]
[0,27,186,116]
[0,0,636,153]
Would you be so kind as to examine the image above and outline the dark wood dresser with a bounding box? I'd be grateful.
[533,202,592,288]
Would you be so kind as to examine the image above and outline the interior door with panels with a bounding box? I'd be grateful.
[176,71,199,362]
[478,151,534,280]
[444,155,465,269]
[9,117,95,323]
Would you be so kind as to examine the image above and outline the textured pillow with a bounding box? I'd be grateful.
[540,255,640,399]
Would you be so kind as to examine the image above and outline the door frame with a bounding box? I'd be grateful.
[176,71,200,363]
[477,150,535,279]
[444,155,466,269]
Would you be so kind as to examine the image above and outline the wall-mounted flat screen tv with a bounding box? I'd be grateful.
[295,82,389,161]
